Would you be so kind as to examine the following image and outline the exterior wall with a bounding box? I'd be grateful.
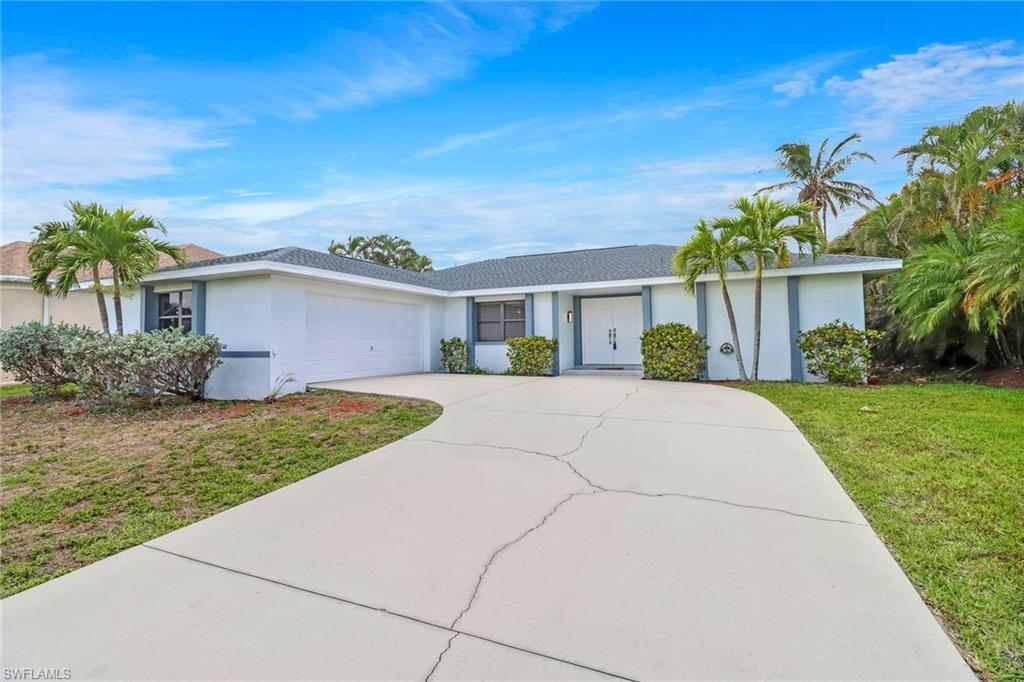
[556,291,574,373]
[533,293,554,337]
[0,283,44,329]
[204,276,273,400]
[797,273,865,381]
[704,277,791,381]
[650,283,698,327]
[474,343,510,373]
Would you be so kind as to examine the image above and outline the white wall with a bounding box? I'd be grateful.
[444,298,467,340]
[533,293,554,337]
[705,277,791,381]
[205,276,273,399]
[651,283,698,327]
[474,343,510,373]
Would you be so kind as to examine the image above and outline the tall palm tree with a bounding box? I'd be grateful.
[759,133,877,241]
[716,195,821,379]
[52,206,186,334]
[674,220,750,380]
[28,202,111,333]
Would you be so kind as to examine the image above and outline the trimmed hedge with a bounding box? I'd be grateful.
[506,336,558,376]
[640,323,708,381]
[440,337,469,373]
[797,319,880,384]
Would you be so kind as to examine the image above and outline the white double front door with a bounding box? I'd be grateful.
[581,296,643,365]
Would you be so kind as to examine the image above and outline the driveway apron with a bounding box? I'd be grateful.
[2,374,974,680]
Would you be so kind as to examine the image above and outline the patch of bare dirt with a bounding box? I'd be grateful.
[974,366,1024,389]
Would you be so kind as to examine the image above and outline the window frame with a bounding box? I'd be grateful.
[156,289,193,332]
[475,300,527,342]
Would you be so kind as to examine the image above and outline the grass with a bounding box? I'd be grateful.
[739,381,1023,681]
[0,389,441,598]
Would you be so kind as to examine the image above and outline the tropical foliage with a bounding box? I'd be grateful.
[797,320,881,384]
[673,220,749,380]
[28,202,186,334]
[714,196,821,379]
[759,133,877,241]
[832,101,1023,367]
[639,323,708,381]
[505,336,558,376]
[328,234,434,271]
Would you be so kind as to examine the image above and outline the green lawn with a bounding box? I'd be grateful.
[1,389,441,597]
[740,381,1023,681]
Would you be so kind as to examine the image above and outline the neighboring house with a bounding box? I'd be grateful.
[0,241,224,333]
[142,244,901,399]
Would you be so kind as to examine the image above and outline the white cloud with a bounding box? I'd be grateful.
[412,120,537,159]
[227,3,595,122]
[1,55,222,189]
[773,74,817,99]
[824,41,1024,135]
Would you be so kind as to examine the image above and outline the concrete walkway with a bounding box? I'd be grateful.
[3,375,973,680]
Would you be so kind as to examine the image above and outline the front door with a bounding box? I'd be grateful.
[581,296,643,365]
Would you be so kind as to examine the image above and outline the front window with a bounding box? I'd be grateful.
[476,300,525,341]
[157,290,192,331]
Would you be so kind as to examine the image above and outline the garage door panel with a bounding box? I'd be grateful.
[305,294,423,382]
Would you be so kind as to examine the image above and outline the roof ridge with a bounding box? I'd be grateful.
[502,244,643,259]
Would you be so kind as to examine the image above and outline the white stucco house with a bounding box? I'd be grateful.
[139,244,901,399]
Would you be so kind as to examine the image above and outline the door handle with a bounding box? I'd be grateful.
[608,329,612,344]
[613,327,617,350]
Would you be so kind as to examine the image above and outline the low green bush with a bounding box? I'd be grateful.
[440,337,469,373]
[797,320,880,384]
[640,323,708,381]
[0,322,96,397]
[506,336,558,376]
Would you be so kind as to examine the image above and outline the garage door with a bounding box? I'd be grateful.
[305,294,423,382]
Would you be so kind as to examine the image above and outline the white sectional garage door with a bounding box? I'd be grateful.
[305,294,423,382]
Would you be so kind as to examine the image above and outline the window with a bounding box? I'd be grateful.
[476,300,526,341]
[157,290,192,331]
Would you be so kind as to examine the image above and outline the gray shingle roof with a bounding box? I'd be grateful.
[160,244,898,292]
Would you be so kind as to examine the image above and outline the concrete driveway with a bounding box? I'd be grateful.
[3,375,972,680]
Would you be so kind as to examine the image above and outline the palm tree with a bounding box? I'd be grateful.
[52,206,186,334]
[715,195,821,379]
[674,220,750,380]
[966,199,1024,351]
[28,202,111,333]
[328,234,433,271]
[759,133,877,241]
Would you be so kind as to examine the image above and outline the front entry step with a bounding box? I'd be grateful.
[562,365,644,377]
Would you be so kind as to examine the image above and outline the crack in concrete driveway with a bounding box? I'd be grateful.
[2,374,974,680]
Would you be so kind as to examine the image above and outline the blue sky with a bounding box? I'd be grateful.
[3,2,1022,266]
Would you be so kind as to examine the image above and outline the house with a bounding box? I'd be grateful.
[141,244,901,399]
[0,242,224,332]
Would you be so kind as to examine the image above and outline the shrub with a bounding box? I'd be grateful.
[640,323,708,381]
[506,336,558,376]
[0,322,96,397]
[1,323,224,404]
[797,320,881,384]
[440,337,469,373]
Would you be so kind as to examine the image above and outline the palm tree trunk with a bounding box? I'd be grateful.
[111,268,124,335]
[91,265,110,334]
[821,207,828,243]
[719,275,748,381]
[752,259,763,380]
